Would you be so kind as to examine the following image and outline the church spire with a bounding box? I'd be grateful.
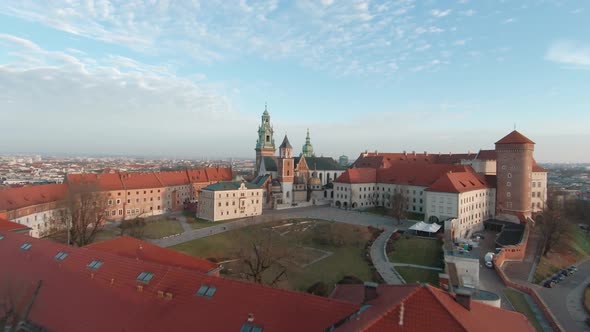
[301,128,315,158]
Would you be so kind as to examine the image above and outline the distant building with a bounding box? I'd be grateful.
[338,155,349,167]
[198,180,264,221]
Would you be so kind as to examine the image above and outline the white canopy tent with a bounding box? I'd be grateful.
[409,221,442,235]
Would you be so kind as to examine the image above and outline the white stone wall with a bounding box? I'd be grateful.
[425,191,459,223]
[464,159,496,175]
[198,185,264,221]
[445,254,480,288]
[531,172,547,213]
[13,208,64,238]
[455,188,496,239]
[333,181,427,215]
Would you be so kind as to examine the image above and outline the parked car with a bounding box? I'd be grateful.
[543,280,555,288]
[485,260,493,268]
[556,273,566,281]
[569,265,578,273]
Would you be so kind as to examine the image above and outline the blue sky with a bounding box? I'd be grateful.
[0,0,589,162]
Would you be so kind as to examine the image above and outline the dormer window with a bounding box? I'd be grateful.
[20,243,32,251]
[88,260,104,270]
[137,272,154,284]
[54,251,68,261]
[196,285,217,298]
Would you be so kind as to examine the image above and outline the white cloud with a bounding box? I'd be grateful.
[460,9,476,16]
[502,18,516,24]
[546,41,590,67]
[0,0,455,76]
[431,9,452,18]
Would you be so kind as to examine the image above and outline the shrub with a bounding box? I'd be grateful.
[337,275,363,285]
[307,282,330,297]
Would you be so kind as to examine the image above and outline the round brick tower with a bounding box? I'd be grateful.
[495,130,535,223]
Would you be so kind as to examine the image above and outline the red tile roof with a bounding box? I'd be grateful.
[66,172,125,191]
[0,231,358,332]
[426,168,490,193]
[119,172,163,190]
[0,184,68,211]
[352,152,477,169]
[336,168,377,183]
[532,160,546,172]
[0,217,30,232]
[186,169,208,182]
[474,149,496,160]
[155,171,190,187]
[376,164,463,187]
[332,284,535,332]
[85,236,218,274]
[205,167,233,182]
[495,130,535,145]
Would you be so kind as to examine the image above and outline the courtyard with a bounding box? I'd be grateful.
[171,218,378,292]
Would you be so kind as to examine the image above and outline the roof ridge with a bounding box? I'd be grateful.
[360,284,422,331]
[423,285,469,332]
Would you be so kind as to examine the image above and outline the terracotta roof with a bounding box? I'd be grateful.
[85,236,218,274]
[120,172,163,190]
[0,231,358,332]
[352,152,477,169]
[0,184,68,211]
[156,171,190,187]
[532,160,546,173]
[205,167,233,182]
[475,149,496,160]
[332,284,535,332]
[495,130,535,145]
[186,169,208,182]
[426,168,490,193]
[335,168,377,183]
[0,217,30,232]
[66,173,125,191]
[376,164,463,187]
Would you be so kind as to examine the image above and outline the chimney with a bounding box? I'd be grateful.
[165,292,174,300]
[412,151,415,156]
[247,313,255,323]
[136,285,144,292]
[424,151,428,156]
[157,290,164,298]
[455,289,472,311]
[363,282,378,303]
[403,150,406,156]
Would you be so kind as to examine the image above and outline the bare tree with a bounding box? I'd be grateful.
[53,183,108,246]
[235,233,292,286]
[389,191,408,225]
[537,207,571,256]
[118,217,146,238]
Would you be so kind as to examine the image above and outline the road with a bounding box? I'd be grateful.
[536,258,590,332]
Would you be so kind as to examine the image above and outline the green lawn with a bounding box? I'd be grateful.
[503,288,544,332]
[142,219,183,239]
[396,267,440,286]
[171,219,375,292]
[185,216,234,230]
[388,236,444,268]
[533,227,590,283]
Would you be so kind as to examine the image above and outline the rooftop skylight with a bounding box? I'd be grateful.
[137,271,154,283]
[54,251,68,261]
[20,243,32,251]
[87,260,104,270]
[196,284,217,298]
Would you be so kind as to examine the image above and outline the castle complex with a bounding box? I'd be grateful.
[334,130,547,240]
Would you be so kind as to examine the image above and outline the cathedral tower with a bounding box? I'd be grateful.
[255,105,276,171]
[278,135,294,204]
[301,128,315,158]
[495,130,535,223]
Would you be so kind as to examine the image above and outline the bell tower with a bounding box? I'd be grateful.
[255,104,276,171]
[278,135,294,204]
[301,128,315,158]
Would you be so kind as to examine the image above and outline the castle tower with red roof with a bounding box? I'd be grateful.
[255,105,276,172]
[495,130,535,223]
[278,135,294,204]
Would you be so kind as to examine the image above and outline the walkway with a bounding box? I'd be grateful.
[391,263,443,271]
[369,228,405,284]
[151,205,414,247]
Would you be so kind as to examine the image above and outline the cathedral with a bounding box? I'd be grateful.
[253,106,346,209]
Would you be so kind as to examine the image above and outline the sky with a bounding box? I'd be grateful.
[0,1,589,163]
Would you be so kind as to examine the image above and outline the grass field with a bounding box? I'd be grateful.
[388,236,444,268]
[185,216,234,230]
[142,219,183,239]
[503,288,544,332]
[171,218,375,292]
[396,267,440,286]
[584,287,590,315]
[533,227,590,283]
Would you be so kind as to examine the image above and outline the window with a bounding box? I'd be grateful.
[116,199,121,205]
[119,209,123,215]
[507,173,512,178]
[54,251,68,261]
[196,285,217,298]
[86,260,103,270]
[506,182,511,187]
[137,272,154,283]
[112,210,116,216]
[108,199,113,205]
[240,323,263,332]
[20,243,32,251]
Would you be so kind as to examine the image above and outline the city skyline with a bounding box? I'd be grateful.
[1,1,589,162]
